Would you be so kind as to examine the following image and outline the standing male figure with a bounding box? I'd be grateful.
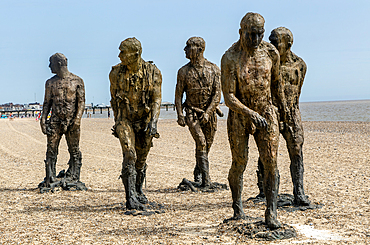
[40,53,86,190]
[110,37,162,210]
[221,13,289,229]
[175,37,222,188]
[256,27,309,206]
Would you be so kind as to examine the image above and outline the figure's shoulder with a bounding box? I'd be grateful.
[109,63,123,81]
[204,59,221,73]
[110,63,122,74]
[222,41,240,61]
[68,73,84,87]
[178,62,191,75]
[261,41,279,60]
[222,41,241,69]
[143,60,161,73]
[291,51,307,69]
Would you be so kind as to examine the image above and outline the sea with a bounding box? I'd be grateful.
[85,100,370,122]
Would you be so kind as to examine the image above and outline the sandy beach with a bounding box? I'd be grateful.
[0,118,369,244]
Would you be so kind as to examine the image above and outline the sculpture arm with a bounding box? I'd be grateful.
[175,69,186,126]
[40,80,52,135]
[297,58,307,100]
[109,68,119,121]
[204,67,221,120]
[147,67,162,136]
[74,78,85,125]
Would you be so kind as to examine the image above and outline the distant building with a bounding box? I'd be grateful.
[26,102,41,110]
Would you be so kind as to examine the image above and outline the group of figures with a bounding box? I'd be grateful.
[38,12,309,230]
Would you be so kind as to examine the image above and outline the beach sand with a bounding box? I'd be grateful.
[0,118,369,244]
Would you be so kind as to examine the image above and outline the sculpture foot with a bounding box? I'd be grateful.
[232,201,246,220]
[255,192,265,199]
[265,213,281,230]
[137,193,149,204]
[126,197,146,211]
[294,195,311,206]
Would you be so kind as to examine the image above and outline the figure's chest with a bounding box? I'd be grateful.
[239,53,272,84]
[281,63,301,86]
[184,66,214,89]
[51,79,75,97]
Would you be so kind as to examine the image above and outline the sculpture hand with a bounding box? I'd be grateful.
[72,119,81,129]
[177,115,186,127]
[200,112,210,125]
[147,120,158,136]
[251,112,267,129]
[41,123,48,135]
[111,124,119,138]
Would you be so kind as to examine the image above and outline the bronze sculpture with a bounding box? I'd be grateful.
[256,27,310,206]
[221,13,289,229]
[110,37,162,210]
[39,53,86,192]
[175,37,222,188]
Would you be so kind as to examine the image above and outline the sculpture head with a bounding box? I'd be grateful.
[269,27,293,57]
[49,53,68,74]
[184,36,205,61]
[118,37,142,66]
[239,13,265,51]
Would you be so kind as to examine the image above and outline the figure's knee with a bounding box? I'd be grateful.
[195,137,207,152]
[123,148,137,167]
[135,154,147,171]
[228,160,247,180]
[46,146,58,160]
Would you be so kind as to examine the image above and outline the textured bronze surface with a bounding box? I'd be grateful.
[39,53,86,192]
[256,27,310,206]
[110,37,162,210]
[221,13,288,229]
[175,37,222,189]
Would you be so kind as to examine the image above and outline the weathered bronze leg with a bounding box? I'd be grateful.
[228,160,247,218]
[256,157,265,198]
[227,111,248,219]
[121,160,144,210]
[290,152,309,205]
[254,111,281,229]
[196,150,211,187]
[263,167,281,229]
[282,123,310,206]
[65,127,83,182]
[116,121,145,210]
[193,161,202,183]
[135,163,148,204]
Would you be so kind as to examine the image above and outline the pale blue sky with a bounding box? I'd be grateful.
[0,0,369,105]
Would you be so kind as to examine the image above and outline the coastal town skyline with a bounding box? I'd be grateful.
[1,1,369,105]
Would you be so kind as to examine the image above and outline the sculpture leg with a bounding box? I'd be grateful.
[66,127,83,182]
[186,113,210,187]
[282,123,310,206]
[227,111,249,219]
[44,133,62,186]
[254,110,281,229]
[193,161,202,183]
[196,150,211,187]
[256,157,265,198]
[116,121,144,210]
[135,163,148,204]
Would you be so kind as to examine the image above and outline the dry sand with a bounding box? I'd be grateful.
[0,118,369,244]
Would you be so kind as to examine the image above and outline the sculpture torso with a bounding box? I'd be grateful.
[110,60,160,122]
[178,60,220,111]
[280,54,306,111]
[224,41,275,116]
[47,73,83,123]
